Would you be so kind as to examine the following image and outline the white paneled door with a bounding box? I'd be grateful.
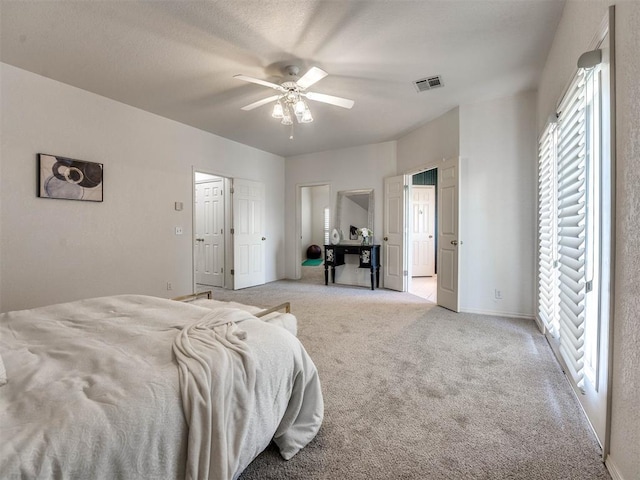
[195,179,224,287]
[437,157,460,312]
[383,175,408,291]
[233,178,265,290]
[412,185,436,277]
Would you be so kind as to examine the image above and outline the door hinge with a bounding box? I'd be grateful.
[230,269,235,276]
[403,270,408,276]
[585,280,593,292]
[230,228,235,235]
[221,268,224,274]
[404,185,409,191]
[230,187,234,194]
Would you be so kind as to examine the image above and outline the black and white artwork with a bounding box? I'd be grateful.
[38,154,103,202]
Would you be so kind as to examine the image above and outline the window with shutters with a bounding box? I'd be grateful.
[538,123,559,337]
[537,12,614,449]
[324,207,330,245]
[537,62,609,393]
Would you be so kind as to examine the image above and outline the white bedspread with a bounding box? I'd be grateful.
[0,295,323,480]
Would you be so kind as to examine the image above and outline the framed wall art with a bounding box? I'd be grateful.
[38,153,103,202]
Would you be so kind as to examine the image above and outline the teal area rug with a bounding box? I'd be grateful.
[302,258,323,266]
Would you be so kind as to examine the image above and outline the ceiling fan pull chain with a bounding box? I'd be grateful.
[289,123,294,140]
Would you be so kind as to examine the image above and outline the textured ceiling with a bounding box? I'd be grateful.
[0,1,565,157]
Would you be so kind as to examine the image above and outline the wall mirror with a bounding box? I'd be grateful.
[335,189,374,244]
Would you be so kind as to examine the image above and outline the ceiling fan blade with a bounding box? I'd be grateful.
[305,91,354,109]
[234,74,284,91]
[241,95,280,111]
[296,66,328,90]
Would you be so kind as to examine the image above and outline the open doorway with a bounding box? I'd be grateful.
[408,169,437,303]
[192,171,267,292]
[297,184,330,282]
[384,158,458,310]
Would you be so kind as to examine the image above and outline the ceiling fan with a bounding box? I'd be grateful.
[234,65,354,126]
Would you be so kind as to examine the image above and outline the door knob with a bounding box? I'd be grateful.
[262,237,266,241]
[451,240,458,246]
[429,235,433,238]
[383,236,389,241]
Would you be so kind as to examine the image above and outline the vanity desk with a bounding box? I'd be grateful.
[324,244,381,290]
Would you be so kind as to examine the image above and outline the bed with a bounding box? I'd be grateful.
[0,293,323,480]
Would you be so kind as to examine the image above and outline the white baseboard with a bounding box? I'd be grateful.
[459,307,535,320]
[605,456,625,480]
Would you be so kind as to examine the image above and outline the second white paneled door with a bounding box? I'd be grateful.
[233,178,265,290]
[437,157,460,312]
[383,175,408,292]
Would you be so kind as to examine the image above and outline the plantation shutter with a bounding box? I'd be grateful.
[555,70,587,390]
[324,207,330,245]
[537,124,558,336]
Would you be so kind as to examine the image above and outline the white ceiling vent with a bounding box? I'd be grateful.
[413,75,443,93]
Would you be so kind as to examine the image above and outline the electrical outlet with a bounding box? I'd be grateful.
[495,289,502,300]
[167,282,173,291]
[175,227,183,235]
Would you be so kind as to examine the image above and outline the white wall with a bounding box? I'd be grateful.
[458,91,537,318]
[397,96,536,318]
[300,186,312,260]
[285,142,396,284]
[537,2,640,479]
[396,107,460,174]
[310,185,329,249]
[0,64,285,312]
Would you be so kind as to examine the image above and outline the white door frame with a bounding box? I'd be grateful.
[404,165,439,290]
[192,167,233,292]
[295,182,331,280]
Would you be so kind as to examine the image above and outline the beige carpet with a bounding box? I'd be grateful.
[208,267,610,479]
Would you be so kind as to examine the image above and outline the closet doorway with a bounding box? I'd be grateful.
[408,169,437,302]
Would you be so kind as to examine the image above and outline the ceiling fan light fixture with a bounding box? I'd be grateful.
[235,66,353,130]
[294,98,306,116]
[281,107,293,125]
[272,101,284,119]
[301,106,313,123]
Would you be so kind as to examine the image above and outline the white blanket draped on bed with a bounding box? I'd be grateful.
[0,295,323,480]
[174,308,256,480]
[174,307,324,480]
